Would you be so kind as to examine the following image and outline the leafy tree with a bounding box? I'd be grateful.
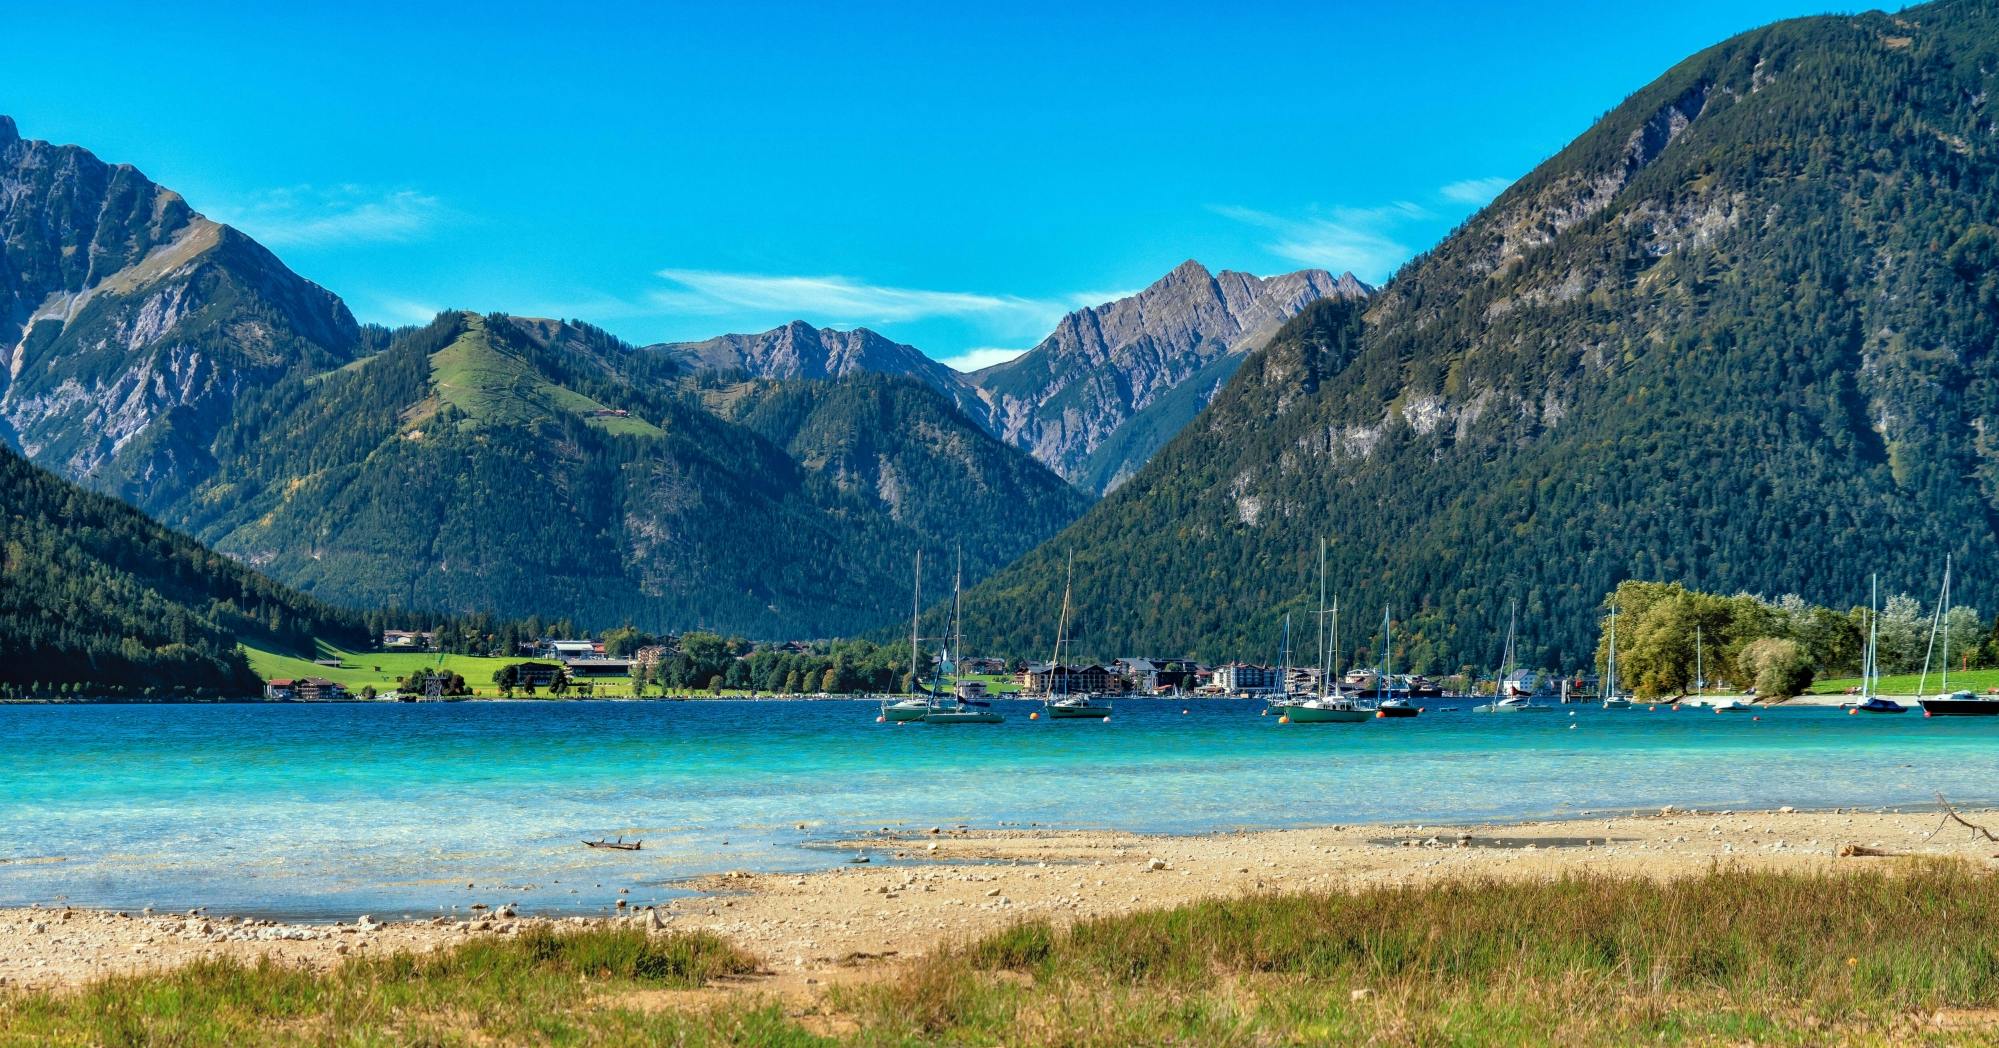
[1740,638,1814,699]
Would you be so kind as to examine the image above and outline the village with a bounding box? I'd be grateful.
[258,629,1566,702]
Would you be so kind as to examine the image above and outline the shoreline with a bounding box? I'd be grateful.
[8,804,1997,994]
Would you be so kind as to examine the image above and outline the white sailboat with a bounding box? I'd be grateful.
[880,550,932,722]
[925,554,1003,724]
[1476,601,1553,712]
[1601,601,1632,709]
[1043,555,1111,720]
[1275,540,1371,723]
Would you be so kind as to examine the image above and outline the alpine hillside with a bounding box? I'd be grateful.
[155,311,1086,636]
[0,443,365,695]
[960,0,1999,673]
[0,115,364,505]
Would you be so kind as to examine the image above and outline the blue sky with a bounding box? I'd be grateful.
[9,0,1851,369]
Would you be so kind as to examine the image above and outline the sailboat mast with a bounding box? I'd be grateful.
[908,550,923,697]
[1867,573,1879,701]
[951,551,964,691]
[1046,554,1074,700]
[1943,554,1953,694]
[1382,605,1392,700]
[1694,622,1702,697]
[1316,539,1329,700]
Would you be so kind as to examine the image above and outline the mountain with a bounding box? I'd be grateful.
[161,310,1083,636]
[0,443,364,695]
[969,261,1370,492]
[0,115,363,506]
[656,320,985,417]
[958,0,1999,672]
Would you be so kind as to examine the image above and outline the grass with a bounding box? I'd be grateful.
[241,640,533,697]
[834,861,1999,1045]
[429,314,664,438]
[8,865,1999,1044]
[0,926,778,1047]
[1811,667,1999,696]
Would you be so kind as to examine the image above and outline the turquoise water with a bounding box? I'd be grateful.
[2,699,1995,920]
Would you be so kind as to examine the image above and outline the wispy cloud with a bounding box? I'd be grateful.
[940,346,1029,372]
[210,184,446,247]
[1213,202,1429,284]
[367,296,448,325]
[649,269,1064,330]
[1440,176,1513,205]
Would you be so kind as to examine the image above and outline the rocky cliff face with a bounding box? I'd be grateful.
[0,115,359,504]
[654,319,985,417]
[968,261,1369,491]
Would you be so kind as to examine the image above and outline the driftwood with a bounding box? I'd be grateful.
[1837,844,1903,858]
[1925,792,1999,844]
[584,837,643,851]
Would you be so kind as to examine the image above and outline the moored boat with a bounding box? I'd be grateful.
[1711,697,1755,713]
[1475,604,1552,712]
[1047,694,1114,719]
[1376,696,1422,718]
[1273,541,1376,724]
[1601,601,1631,710]
[1850,696,1908,714]
[1040,556,1108,722]
[1920,691,1999,716]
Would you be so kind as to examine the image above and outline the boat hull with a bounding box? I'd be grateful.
[1046,705,1113,719]
[1375,704,1421,718]
[1919,698,1999,716]
[882,704,930,722]
[1601,699,1633,710]
[922,711,1004,724]
[1276,704,1372,723]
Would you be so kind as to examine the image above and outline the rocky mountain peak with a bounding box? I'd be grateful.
[0,115,17,145]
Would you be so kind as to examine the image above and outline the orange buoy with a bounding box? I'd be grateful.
[1029,711,1039,720]
[876,716,886,723]
[1753,716,1761,722]
[1376,710,1386,718]
[1101,716,1111,723]
[1277,715,1290,724]
[1671,704,1681,711]
[1848,708,1857,716]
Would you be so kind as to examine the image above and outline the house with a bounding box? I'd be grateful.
[1211,663,1280,695]
[1114,657,1201,694]
[381,629,435,651]
[294,677,348,702]
[565,658,632,678]
[264,678,297,700]
[512,662,566,689]
[954,679,988,700]
[1019,662,1116,695]
[962,656,1008,675]
[547,640,597,661]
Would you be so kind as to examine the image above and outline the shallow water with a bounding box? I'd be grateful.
[1,698,1994,919]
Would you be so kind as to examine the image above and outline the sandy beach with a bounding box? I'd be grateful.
[7,804,1998,996]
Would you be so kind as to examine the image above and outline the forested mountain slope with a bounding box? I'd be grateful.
[961,0,1999,671]
[0,444,363,695]
[165,312,1083,636]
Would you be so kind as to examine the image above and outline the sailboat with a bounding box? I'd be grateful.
[1843,574,1906,714]
[924,555,1004,724]
[880,551,933,723]
[1601,601,1632,709]
[1917,556,1998,716]
[1043,556,1111,720]
[1475,602,1553,712]
[1274,540,1372,723]
[1373,607,1421,718]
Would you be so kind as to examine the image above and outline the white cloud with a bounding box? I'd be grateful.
[1440,176,1513,205]
[651,269,1064,330]
[210,184,445,247]
[367,296,448,325]
[1213,202,1429,284]
[940,346,1029,372]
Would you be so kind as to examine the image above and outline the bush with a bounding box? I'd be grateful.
[1740,637,1814,698]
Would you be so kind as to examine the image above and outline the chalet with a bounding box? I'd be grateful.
[381,629,436,650]
[1019,662,1116,695]
[1211,663,1280,695]
[294,677,348,702]
[264,678,297,700]
[961,656,1008,675]
[954,679,988,700]
[1114,657,1201,694]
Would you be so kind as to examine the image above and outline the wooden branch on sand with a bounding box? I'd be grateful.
[1837,844,1902,857]
[1926,792,1999,844]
